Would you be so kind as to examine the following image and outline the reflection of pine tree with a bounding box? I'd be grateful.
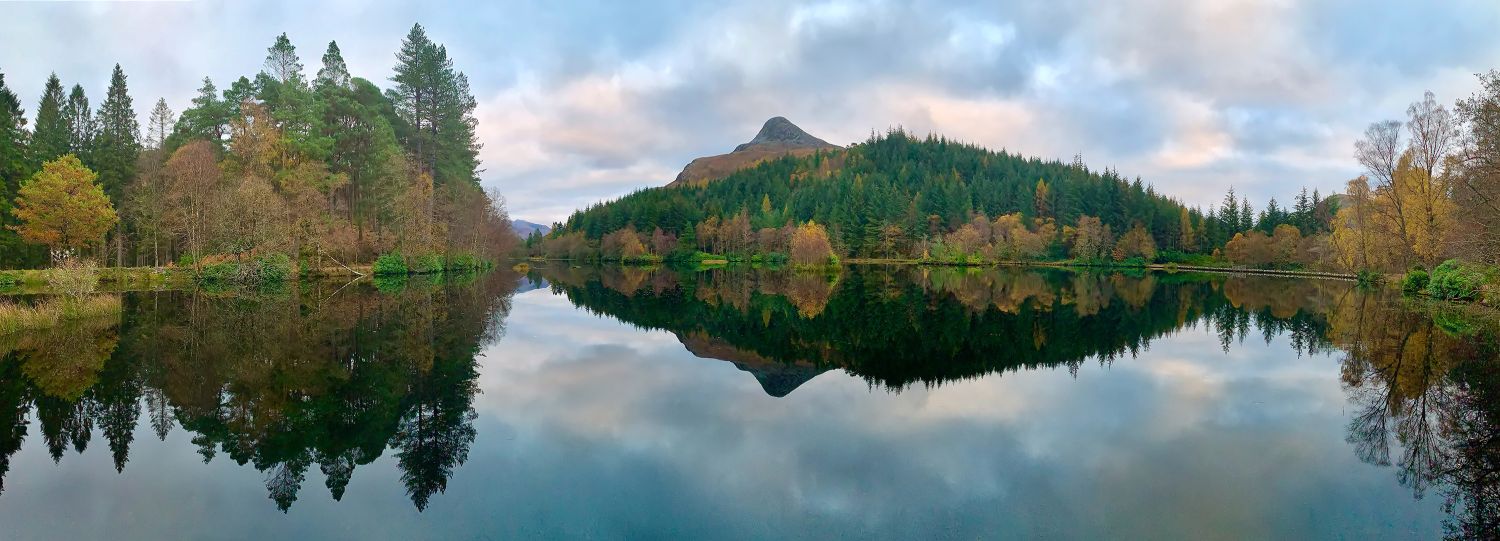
[145,388,174,441]
[265,456,310,513]
[0,360,31,496]
[90,350,142,472]
[34,395,91,462]
[393,356,479,512]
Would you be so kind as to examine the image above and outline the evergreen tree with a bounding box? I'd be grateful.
[144,98,174,151]
[259,34,328,161]
[1239,200,1254,233]
[316,41,351,90]
[62,84,94,162]
[169,78,226,151]
[0,71,35,267]
[1220,187,1240,236]
[389,24,480,186]
[31,74,69,168]
[93,64,139,203]
[93,64,140,266]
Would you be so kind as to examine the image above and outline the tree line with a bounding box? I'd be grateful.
[534,75,1500,277]
[530,128,1350,268]
[0,24,518,272]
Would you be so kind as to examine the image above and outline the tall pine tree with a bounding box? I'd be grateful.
[93,64,140,266]
[63,84,94,162]
[31,74,68,168]
[389,24,480,186]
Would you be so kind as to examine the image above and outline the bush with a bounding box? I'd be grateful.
[254,253,293,285]
[0,272,18,290]
[47,259,100,300]
[411,253,445,274]
[1356,270,1384,287]
[446,252,484,271]
[1426,259,1494,301]
[373,252,408,276]
[1402,268,1430,294]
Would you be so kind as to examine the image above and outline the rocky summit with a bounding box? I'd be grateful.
[669,116,840,187]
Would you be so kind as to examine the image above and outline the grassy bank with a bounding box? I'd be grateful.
[0,295,122,334]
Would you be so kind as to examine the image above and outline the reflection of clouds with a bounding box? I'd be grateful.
[460,288,1443,538]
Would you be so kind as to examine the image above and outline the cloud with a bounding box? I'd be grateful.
[4,0,1500,222]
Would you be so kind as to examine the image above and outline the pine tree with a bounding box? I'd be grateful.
[93,64,140,266]
[1239,200,1254,233]
[264,33,304,84]
[0,70,35,266]
[31,74,69,168]
[62,84,94,162]
[1220,187,1240,235]
[171,77,227,150]
[145,98,174,151]
[93,64,139,203]
[390,24,480,186]
[316,41,351,90]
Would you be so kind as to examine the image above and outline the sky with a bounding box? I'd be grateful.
[3,0,1500,225]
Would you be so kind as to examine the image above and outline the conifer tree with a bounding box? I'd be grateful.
[31,74,69,168]
[93,64,140,266]
[62,84,94,161]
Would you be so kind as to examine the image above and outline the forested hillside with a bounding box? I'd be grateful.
[536,130,1335,265]
[0,24,517,272]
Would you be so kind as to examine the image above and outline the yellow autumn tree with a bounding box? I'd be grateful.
[790,221,837,267]
[10,155,119,265]
[1392,150,1455,267]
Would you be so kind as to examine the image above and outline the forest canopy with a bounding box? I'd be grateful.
[0,24,517,271]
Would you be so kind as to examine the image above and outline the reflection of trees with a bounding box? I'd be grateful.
[0,269,517,512]
[1330,292,1500,540]
[540,265,1321,391]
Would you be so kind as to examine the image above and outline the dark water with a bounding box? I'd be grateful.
[0,265,1495,540]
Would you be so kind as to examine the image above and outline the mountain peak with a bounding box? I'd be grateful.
[669,116,841,187]
[734,116,833,152]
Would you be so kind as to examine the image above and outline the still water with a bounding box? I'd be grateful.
[0,265,1494,540]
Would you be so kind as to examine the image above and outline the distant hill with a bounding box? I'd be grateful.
[512,220,552,237]
[669,116,840,187]
[554,129,1209,258]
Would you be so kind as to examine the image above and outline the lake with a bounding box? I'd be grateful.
[0,265,1494,540]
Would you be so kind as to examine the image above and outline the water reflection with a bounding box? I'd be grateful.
[0,271,517,512]
[538,264,1500,539]
[0,263,1494,538]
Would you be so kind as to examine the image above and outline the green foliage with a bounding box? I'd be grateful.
[1425,259,1495,301]
[0,271,17,290]
[195,253,294,290]
[1156,250,1221,267]
[1402,268,1430,294]
[1356,270,1384,287]
[552,131,1204,259]
[255,253,293,284]
[410,253,444,274]
[445,252,487,271]
[373,251,408,276]
[373,274,408,293]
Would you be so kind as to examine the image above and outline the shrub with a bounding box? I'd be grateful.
[1402,268,1430,294]
[254,253,294,285]
[447,252,483,271]
[411,253,445,274]
[373,252,408,276]
[47,259,100,301]
[1426,259,1493,301]
[1356,270,1384,287]
[0,272,18,290]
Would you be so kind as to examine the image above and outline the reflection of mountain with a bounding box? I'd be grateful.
[679,333,829,397]
[0,269,520,512]
[538,263,1500,537]
[538,264,1343,393]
